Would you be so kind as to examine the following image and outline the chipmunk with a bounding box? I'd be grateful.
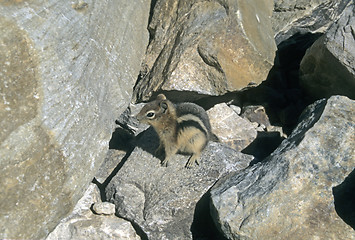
[136,94,213,168]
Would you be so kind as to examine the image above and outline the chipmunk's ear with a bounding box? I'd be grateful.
[160,100,168,113]
[156,94,166,101]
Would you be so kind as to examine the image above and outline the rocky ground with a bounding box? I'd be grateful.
[1,1,354,240]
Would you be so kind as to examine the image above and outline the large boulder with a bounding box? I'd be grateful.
[133,0,276,102]
[105,127,253,239]
[210,95,355,239]
[299,3,355,100]
[272,0,351,44]
[0,1,149,239]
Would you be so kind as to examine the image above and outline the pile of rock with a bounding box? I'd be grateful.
[1,0,354,239]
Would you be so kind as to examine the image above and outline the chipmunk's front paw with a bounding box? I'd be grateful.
[185,154,199,169]
[161,158,169,167]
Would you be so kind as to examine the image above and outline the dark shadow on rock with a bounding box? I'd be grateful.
[93,125,136,202]
[333,169,355,230]
[135,126,162,160]
[194,33,323,137]
[109,126,135,151]
[240,32,323,135]
[93,149,133,202]
[242,131,285,164]
[96,124,163,201]
[191,191,228,240]
[117,215,149,240]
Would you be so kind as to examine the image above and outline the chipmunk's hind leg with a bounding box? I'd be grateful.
[185,152,201,168]
[184,132,207,168]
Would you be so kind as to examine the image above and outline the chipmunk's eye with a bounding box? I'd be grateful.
[146,112,155,118]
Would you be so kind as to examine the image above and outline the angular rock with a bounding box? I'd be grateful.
[46,184,140,240]
[210,96,355,240]
[92,202,116,216]
[299,3,355,100]
[207,103,257,151]
[105,127,253,240]
[0,1,149,239]
[133,0,276,102]
[241,105,271,127]
[273,0,351,44]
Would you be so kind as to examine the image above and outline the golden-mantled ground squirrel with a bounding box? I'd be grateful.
[136,94,213,168]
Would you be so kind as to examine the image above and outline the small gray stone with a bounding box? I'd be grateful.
[241,105,271,127]
[92,202,116,216]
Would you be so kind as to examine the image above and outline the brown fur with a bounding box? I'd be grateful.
[136,94,211,168]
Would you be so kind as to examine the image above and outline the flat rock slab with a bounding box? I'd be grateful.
[105,128,253,240]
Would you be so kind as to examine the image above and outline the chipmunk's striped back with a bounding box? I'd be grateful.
[136,94,212,168]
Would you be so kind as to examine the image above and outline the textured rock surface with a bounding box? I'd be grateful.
[299,3,355,100]
[92,202,116,215]
[210,96,355,240]
[241,105,271,128]
[273,0,351,44]
[0,1,149,239]
[46,184,140,240]
[105,127,253,240]
[133,0,276,102]
[207,103,257,151]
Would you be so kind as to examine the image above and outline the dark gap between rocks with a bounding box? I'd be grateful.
[242,131,285,163]
[239,32,322,135]
[333,169,355,230]
[191,191,228,240]
[148,0,158,43]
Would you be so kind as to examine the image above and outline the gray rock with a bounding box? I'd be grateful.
[133,0,276,102]
[210,96,355,240]
[273,0,351,44]
[299,3,355,100]
[95,150,128,184]
[241,105,271,127]
[229,105,242,115]
[92,202,116,216]
[0,1,149,239]
[105,128,253,240]
[46,184,140,240]
[207,103,257,151]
